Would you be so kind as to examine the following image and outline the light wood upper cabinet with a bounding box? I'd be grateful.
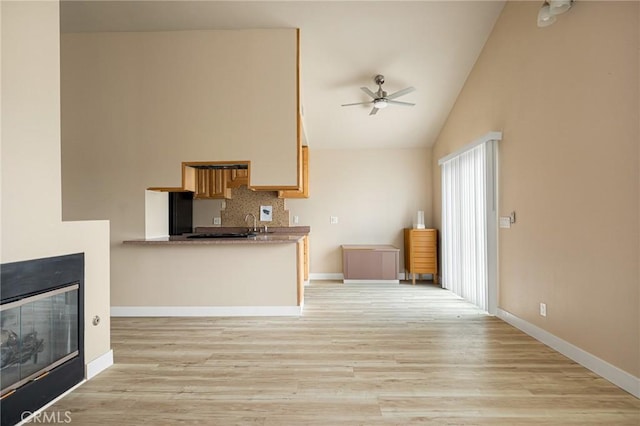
[193,169,231,199]
[170,163,246,199]
[150,154,311,199]
[279,146,309,199]
[226,169,249,188]
[182,165,197,192]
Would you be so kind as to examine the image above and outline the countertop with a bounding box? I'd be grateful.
[123,226,310,246]
[195,226,310,234]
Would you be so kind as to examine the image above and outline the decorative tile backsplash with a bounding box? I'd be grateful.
[221,186,289,227]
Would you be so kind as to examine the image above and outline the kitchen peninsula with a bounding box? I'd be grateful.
[61,26,308,318]
[120,227,308,317]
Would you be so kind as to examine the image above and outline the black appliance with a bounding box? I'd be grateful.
[169,192,193,235]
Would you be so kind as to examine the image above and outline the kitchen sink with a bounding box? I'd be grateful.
[186,232,256,239]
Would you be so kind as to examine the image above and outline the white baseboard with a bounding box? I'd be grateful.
[343,279,400,284]
[497,308,640,398]
[86,349,113,380]
[111,305,302,317]
[309,272,343,280]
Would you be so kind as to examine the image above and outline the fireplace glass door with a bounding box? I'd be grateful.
[1,284,79,396]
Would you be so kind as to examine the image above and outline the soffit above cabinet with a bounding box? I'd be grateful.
[61,28,299,188]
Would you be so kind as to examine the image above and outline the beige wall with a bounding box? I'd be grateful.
[113,243,298,307]
[193,199,224,228]
[287,147,432,274]
[61,29,298,189]
[432,2,639,377]
[1,1,111,366]
[61,29,299,306]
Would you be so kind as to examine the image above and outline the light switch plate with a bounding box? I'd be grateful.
[499,217,511,228]
[330,216,338,224]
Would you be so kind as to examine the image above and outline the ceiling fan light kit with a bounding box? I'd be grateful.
[373,99,388,109]
[342,74,415,116]
[549,0,573,15]
[537,2,556,27]
[537,0,573,28]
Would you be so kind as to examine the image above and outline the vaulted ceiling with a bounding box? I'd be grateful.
[61,1,505,150]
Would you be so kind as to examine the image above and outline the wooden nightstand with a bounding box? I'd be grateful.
[404,228,438,285]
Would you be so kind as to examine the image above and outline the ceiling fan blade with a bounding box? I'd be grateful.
[360,87,377,99]
[387,100,415,106]
[369,107,379,116]
[341,101,373,107]
[386,86,416,100]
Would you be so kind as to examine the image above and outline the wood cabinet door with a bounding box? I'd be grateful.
[226,169,249,188]
[195,169,231,199]
[279,146,309,198]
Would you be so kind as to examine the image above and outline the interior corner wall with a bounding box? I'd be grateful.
[431,1,639,377]
[286,147,432,274]
[1,1,111,367]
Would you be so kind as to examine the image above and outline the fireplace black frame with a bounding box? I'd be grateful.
[1,253,84,426]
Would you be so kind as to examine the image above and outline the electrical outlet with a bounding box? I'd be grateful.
[293,215,299,224]
[330,216,338,224]
[539,303,547,317]
[213,217,221,225]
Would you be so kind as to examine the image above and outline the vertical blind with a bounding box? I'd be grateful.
[441,142,490,311]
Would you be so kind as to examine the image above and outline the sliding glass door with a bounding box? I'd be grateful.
[439,133,499,313]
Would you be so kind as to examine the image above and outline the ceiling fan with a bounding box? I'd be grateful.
[342,74,415,115]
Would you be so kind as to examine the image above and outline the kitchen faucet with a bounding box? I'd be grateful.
[244,213,257,233]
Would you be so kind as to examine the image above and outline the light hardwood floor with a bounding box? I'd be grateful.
[44,282,639,425]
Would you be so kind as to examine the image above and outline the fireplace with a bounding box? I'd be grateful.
[1,254,84,426]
